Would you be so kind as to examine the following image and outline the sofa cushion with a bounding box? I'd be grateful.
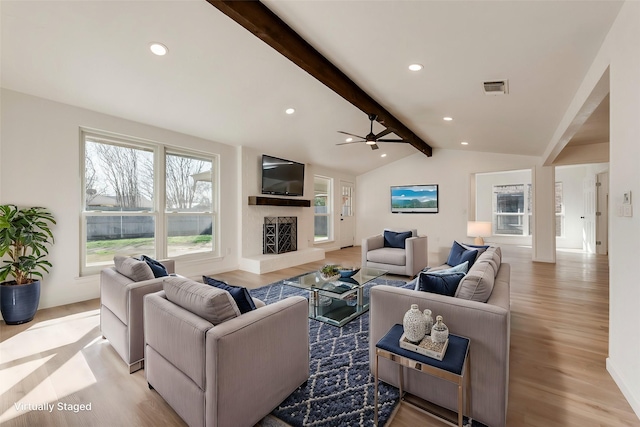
[476,249,501,274]
[202,276,256,314]
[163,276,240,325]
[367,247,407,266]
[141,255,169,278]
[417,272,465,297]
[461,243,490,259]
[114,255,154,282]
[425,261,469,276]
[455,261,496,302]
[446,241,478,269]
[383,230,413,249]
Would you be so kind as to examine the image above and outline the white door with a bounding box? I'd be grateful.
[582,176,596,253]
[339,181,356,248]
[596,172,609,255]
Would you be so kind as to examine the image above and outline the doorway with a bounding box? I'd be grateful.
[339,181,355,248]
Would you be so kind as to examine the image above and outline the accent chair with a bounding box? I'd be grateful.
[100,257,175,373]
[362,229,428,277]
[144,276,309,427]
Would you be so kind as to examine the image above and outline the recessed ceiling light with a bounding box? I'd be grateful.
[443,117,453,121]
[461,141,469,145]
[285,108,295,115]
[381,153,387,158]
[149,42,168,56]
[408,64,423,71]
[346,137,353,142]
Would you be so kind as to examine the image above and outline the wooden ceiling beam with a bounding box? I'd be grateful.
[206,0,432,157]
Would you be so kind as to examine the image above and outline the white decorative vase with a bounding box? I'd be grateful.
[431,315,449,344]
[423,309,434,335]
[403,304,427,343]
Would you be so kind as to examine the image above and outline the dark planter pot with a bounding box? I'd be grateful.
[0,280,41,325]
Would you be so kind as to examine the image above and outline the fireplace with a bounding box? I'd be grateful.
[263,216,297,254]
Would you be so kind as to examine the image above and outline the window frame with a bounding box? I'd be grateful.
[313,175,333,243]
[80,129,219,276]
[492,184,530,236]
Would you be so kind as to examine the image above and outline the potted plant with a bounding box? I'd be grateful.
[0,205,56,325]
[320,264,340,280]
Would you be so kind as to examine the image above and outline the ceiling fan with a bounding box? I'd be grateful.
[337,114,408,150]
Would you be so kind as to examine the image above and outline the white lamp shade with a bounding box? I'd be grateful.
[467,221,492,240]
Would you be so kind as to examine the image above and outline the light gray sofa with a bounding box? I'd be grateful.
[100,257,175,373]
[144,277,309,427]
[369,247,510,427]
[361,229,429,277]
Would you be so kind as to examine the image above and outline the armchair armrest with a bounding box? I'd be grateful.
[362,234,384,266]
[159,259,175,274]
[405,235,429,276]
[205,296,309,427]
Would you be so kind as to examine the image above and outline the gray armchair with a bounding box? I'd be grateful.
[100,257,175,373]
[144,277,309,427]
[361,229,428,277]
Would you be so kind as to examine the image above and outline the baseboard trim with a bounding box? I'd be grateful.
[607,357,640,420]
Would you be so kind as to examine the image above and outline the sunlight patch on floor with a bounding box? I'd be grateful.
[0,309,100,363]
[0,355,55,395]
[0,309,100,423]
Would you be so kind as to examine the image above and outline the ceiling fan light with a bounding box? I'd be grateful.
[365,140,376,145]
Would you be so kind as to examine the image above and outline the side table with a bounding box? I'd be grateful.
[374,324,471,427]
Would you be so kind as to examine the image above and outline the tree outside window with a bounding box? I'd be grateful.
[82,133,217,274]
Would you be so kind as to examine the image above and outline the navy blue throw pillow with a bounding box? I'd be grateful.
[202,276,257,314]
[383,230,413,249]
[418,272,465,297]
[141,255,168,278]
[446,241,479,269]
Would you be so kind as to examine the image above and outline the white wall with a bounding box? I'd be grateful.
[0,89,241,310]
[356,148,539,265]
[547,0,640,417]
[239,146,314,257]
[238,147,357,258]
[605,1,640,417]
[476,169,532,246]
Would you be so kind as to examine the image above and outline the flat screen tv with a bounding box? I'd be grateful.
[391,184,439,213]
[261,154,305,196]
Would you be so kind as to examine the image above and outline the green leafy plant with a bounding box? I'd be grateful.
[320,264,340,277]
[0,205,56,285]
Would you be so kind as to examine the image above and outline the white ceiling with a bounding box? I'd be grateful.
[1,0,621,175]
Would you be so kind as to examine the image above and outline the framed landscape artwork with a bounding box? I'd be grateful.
[391,184,439,213]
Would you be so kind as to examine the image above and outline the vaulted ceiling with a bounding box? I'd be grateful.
[1,0,621,175]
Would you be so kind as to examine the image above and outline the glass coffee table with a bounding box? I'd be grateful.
[283,267,387,327]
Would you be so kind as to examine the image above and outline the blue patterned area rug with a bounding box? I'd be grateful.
[250,277,488,427]
[250,277,410,427]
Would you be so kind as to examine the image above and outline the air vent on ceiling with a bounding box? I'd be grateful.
[483,80,509,95]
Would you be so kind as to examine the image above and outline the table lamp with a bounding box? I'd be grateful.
[467,221,492,245]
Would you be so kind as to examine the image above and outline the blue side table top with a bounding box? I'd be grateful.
[376,324,470,375]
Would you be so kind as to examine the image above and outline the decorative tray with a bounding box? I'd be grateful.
[399,333,449,361]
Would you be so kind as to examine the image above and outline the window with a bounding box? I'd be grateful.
[493,184,529,235]
[314,176,332,242]
[165,152,214,257]
[555,182,564,237]
[82,131,217,275]
[492,182,563,237]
